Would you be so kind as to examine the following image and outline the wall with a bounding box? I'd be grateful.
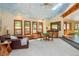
[50,17,79,37]
[0,12,48,35]
[0,12,14,35]
[1,12,79,37]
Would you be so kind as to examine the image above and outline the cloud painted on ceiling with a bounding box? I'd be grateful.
[0,3,70,19]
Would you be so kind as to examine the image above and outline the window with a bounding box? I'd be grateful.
[32,22,37,33]
[75,23,79,30]
[67,23,70,30]
[24,21,31,35]
[14,20,22,35]
[78,24,79,29]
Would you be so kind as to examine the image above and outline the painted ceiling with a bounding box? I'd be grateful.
[0,3,71,19]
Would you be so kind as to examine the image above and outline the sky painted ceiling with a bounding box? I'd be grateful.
[0,3,71,19]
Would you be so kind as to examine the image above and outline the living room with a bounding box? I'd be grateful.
[0,3,79,56]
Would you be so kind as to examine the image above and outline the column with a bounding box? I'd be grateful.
[59,17,64,37]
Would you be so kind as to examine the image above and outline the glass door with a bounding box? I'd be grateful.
[14,20,22,35]
[24,21,31,35]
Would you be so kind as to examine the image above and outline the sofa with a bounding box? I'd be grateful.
[0,35,29,49]
[11,38,29,49]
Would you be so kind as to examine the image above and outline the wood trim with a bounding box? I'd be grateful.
[62,3,79,17]
[14,20,22,35]
[24,21,31,35]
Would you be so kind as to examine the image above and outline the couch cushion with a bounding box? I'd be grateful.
[0,36,6,42]
[21,38,28,45]
[10,36,18,40]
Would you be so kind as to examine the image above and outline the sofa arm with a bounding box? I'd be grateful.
[11,40,21,49]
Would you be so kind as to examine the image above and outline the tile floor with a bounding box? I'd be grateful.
[10,38,79,56]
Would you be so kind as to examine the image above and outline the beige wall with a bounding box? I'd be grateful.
[0,12,79,37]
[0,12,48,35]
[0,12,14,35]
